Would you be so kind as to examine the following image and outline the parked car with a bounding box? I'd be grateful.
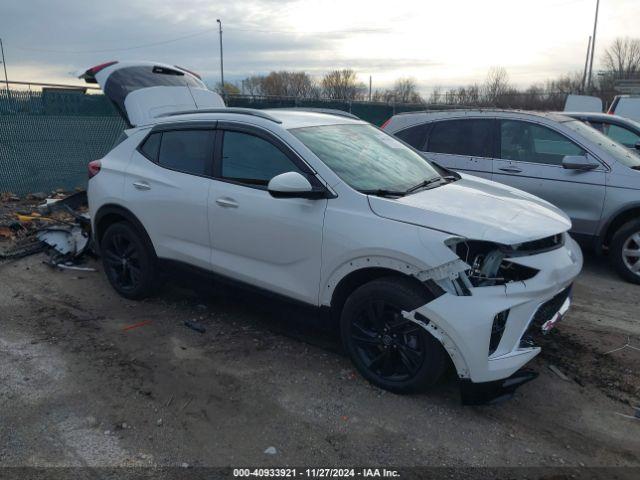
[83,62,582,402]
[382,109,640,284]
[564,94,602,113]
[563,111,640,152]
[608,95,640,122]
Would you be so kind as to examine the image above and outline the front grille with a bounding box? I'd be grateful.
[520,286,572,348]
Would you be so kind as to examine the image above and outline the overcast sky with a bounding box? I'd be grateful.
[1,0,638,93]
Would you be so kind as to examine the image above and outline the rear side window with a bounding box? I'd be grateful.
[394,123,430,150]
[605,124,640,148]
[428,120,493,157]
[500,120,584,165]
[139,132,161,161]
[157,130,214,176]
[220,131,301,186]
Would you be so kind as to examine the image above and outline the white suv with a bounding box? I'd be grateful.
[84,62,582,402]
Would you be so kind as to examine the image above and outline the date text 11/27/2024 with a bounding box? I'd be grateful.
[233,468,401,478]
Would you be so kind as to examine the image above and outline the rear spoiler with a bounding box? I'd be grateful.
[79,61,118,84]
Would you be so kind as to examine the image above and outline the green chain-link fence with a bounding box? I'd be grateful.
[0,89,126,195]
[0,88,430,195]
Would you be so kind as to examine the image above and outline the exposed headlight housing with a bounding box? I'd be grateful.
[446,238,540,288]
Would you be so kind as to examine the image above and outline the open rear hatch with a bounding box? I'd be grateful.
[80,61,225,126]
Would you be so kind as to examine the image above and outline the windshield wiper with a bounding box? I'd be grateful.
[359,176,458,198]
[358,188,406,198]
[404,176,446,194]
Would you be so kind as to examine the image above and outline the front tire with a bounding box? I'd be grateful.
[340,276,447,394]
[611,219,640,285]
[100,222,157,299]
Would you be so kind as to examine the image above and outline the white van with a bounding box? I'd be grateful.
[564,94,602,113]
[608,95,640,122]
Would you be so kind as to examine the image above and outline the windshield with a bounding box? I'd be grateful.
[290,124,441,192]
[564,120,640,168]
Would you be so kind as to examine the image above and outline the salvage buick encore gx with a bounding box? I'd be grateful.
[83,62,582,402]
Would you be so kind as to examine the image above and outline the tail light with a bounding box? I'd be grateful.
[380,118,392,129]
[88,160,102,179]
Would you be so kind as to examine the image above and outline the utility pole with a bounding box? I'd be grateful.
[587,0,600,93]
[581,35,592,93]
[369,75,372,102]
[0,38,9,95]
[216,19,225,94]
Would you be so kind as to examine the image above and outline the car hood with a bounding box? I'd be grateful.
[368,174,571,245]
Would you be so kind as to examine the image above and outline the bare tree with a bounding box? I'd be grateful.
[483,67,510,104]
[241,71,318,98]
[212,82,240,96]
[427,86,442,104]
[321,69,365,100]
[242,75,265,95]
[602,37,640,80]
[283,72,319,98]
[391,78,423,103]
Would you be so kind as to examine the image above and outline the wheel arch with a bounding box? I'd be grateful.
[325,258,437,322]
[600,205,640,249]
[94,204,156,256]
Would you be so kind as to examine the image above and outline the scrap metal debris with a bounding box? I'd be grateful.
[0,189,93,270]
[184,320,206,333]
[614,409,640,421]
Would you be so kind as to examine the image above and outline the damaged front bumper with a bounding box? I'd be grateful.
[404,234,583,386]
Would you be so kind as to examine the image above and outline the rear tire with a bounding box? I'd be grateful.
[611,219,640,285]
[340,276,447,394]
[100,222,157,299]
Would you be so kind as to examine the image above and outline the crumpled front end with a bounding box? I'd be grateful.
[405,233,583,384]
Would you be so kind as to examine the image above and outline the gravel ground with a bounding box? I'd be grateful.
[0,250,639,472]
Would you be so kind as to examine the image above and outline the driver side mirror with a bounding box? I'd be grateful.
[562,155,600,171]
[635,141,640,151]
[267,171,329,199]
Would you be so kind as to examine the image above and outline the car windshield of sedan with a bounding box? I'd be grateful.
[564,120,640,168]
[290,123,441,193]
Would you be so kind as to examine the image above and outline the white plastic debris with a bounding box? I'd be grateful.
[37,226,89,257]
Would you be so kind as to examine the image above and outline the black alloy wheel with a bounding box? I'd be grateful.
[100,222,156,299]
[341,276,447,393]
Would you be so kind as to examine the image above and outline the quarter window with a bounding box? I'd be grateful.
[427,119,493,157]
[220,131,301,186]
[139,132,161,161]
[500,120,584,165]
[395,123,430,150]
[157,129,214,176]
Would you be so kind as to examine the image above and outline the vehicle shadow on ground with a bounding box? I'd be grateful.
[152,251,623,404]
[155,265,464,401]
[158,265,342,352]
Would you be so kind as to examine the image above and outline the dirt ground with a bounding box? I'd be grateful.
[0,248,639,472]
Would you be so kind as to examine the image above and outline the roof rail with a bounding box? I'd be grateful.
[274,107,360,120]
[158,107,282,123]
[393,107,547,117]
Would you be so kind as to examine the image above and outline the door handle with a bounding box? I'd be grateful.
[215,197,238,208]
[498,167,523,173]
[133,181,151,190]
